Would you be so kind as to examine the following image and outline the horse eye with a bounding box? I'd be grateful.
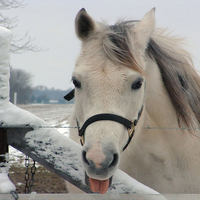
[72,79,81,88]
[132,79,143,90]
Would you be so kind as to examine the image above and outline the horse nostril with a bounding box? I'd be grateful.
[82,150,90,166]
[82,150,118,170]
[109,153,119,169]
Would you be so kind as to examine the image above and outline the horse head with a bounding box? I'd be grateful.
[70,8,155,194]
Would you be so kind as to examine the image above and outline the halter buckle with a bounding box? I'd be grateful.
[80,135,84,146]
[128,122,135,137]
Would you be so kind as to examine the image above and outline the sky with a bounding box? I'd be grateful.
[3,0,200,90]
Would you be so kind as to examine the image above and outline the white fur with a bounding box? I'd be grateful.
[134,8,156,51]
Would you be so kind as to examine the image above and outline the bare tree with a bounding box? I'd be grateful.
[10,67,33,104]
[0,0,41,53]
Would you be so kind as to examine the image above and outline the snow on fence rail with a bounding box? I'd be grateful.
[0,26,163,196]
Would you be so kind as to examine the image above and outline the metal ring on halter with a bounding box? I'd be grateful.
[80,135,84,146]
[128,121,135,137]
[123,122,135,151]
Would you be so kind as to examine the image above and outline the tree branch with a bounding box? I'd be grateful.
[0,0,42,53]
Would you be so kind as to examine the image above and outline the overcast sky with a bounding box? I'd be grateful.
[4,0,200,90]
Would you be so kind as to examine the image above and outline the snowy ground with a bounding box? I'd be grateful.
[9,104,74,166]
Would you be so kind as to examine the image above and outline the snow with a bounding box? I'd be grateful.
[0,26,164,196]
[0,27,11,106]
[0,172,16,193]
[24,127,86,186]
[112,170,159,194]
[0,159,16,193]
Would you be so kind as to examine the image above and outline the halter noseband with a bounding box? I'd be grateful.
[76,106,143,151]
[64,89,143,151]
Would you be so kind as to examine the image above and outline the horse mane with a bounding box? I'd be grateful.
[147,31,200,129]
[102,20,145,75]
[100,21,200,129]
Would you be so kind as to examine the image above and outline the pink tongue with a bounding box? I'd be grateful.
[89,177,110,194]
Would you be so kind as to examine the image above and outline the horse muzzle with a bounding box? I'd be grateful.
[82,149,119,177]
[82,148,118,194]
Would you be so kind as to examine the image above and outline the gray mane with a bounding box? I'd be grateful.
[102,21,200,129]
[147,38,200,129]
[102,21,145,75]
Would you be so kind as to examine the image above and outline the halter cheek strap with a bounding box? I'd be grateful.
[64,89,74,101]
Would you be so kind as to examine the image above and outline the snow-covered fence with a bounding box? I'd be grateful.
[0,26,165,198]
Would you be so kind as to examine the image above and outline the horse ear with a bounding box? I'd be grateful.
[134,8,156,49]
[75,8,96,40]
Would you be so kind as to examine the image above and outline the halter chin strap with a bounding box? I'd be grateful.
[76,106,143,151]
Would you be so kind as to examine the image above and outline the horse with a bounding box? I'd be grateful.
[66,8,200,194]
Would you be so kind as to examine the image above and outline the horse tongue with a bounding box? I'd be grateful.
[89,177,109,194]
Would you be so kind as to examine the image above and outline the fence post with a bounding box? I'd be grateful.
[0,27,16,193]
[0,129,8,164]
[0,28,11,105]
[0,27,11,167]
[13,92,17,105]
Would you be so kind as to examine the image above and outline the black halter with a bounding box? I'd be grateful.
[64,89,143,151]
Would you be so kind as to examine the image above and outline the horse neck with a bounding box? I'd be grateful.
[125,56,200,166]
[144,56,179,129]
[136,56,200,153]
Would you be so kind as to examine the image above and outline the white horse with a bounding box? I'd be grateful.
[66,8,200,194]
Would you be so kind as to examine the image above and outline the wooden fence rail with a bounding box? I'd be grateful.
[1,120,159,195]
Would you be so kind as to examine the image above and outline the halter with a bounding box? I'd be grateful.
[64,90,143,151]
[76,107,143,151]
